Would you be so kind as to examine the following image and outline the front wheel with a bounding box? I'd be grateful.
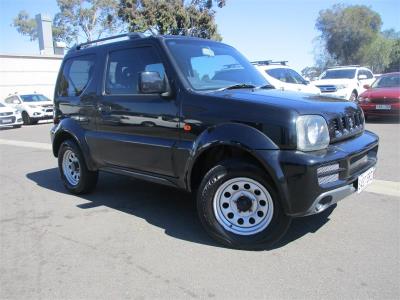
[58,139,98,194]
[22,111,32,125]
[349,91,358,102]
[197,160,291,250]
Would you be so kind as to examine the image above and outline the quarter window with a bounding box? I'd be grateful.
[57,55,95,97]
[105,47,165,95]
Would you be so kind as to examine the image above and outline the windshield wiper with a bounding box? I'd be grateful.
[258,84,275,89]
[218,83,257,91]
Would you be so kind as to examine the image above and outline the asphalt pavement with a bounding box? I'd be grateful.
[0,119,399,299]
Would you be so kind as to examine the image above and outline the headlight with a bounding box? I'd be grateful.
[336,84,348,90]
[358,96,370,103]
[296,115,330,151]
[28,105,37,108]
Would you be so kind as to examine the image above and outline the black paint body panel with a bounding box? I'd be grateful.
[51,35,379,217]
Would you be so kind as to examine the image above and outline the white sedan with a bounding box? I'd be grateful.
[0,102,23,128]
[253,61,321,95]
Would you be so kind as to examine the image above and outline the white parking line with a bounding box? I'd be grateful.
[365,179,400,198]
[0,139,52,151]
[0,138,399,198]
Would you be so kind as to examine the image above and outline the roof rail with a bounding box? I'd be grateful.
[251,60,288,66]
[75,32,146,50]
[328,65,361,69]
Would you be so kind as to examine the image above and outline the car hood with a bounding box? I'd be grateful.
[212,88,360,119]
[312,78,354,86]
[0,106,14,113]
[360,87,400,99]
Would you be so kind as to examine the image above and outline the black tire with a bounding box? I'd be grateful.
[13,125,22,128]
[197,160,291,250]
[58,139,98,194]
[349,91,358,102]
[22,111,32,125]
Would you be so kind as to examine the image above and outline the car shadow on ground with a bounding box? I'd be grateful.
[26,168,336,251]
[366,115,400,124]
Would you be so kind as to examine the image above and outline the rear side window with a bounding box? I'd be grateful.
[105,46,165,95]
[266,68,305,84]
[57,55,95,97]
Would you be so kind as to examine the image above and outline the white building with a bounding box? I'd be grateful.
[0,13,65,101]
[0,53,63,100]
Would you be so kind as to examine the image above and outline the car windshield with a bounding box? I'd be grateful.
[166,39,268,91]
[20,94,50,102]
[371,74,400,88]
[266,68,306,84]
[320,69,356,79]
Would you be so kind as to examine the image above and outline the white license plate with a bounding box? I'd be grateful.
[376,104,391,110]
[357,167,375,193]
[1,118,12,124]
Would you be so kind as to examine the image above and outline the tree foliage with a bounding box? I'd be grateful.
[316,4,382,65]
[13,0,121,46]
[314,4,399,73]
[118,0,226,40]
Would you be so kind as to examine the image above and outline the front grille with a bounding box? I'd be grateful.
[316,85,337,93]
[370,98,399,104]
[317,163,340,186]
[45,108,53,113]
[0,116,16,124]
[0,112,13,117]
[329,111,364,142]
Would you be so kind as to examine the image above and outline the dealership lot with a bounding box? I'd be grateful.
[0,119,399,299]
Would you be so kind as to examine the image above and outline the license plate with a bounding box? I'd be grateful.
[357,167,375,193]
[1,118,12,124]
[376,104,391,110]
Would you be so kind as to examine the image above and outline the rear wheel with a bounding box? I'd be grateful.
[197,160,291,250]
[58,139,98,194]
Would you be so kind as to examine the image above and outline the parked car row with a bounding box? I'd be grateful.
[251,62,398,118]
[358,72,400,119]
[0,93,53,128]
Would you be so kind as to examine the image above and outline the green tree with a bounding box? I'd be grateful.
[361,34,394,73]
[118,0,226,40]
[386,38,400,72]
[316,4,382,65]
[13,0,121,46]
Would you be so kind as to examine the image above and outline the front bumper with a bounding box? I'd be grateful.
[320,90,350,100]
[255,130,379,217]
[0,115,23,127]
[360,102,400,116]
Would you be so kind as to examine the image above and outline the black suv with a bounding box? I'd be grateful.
[51,33,378,249]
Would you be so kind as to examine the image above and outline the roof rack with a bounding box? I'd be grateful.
[251,60,288,66]
[327,65,361,69]
[75,32,146,50]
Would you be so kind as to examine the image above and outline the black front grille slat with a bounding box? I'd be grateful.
[329,112,364,142]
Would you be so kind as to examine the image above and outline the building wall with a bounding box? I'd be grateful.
[0,54,63,101]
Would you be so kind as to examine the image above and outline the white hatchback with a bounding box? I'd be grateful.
[0,102,23,128]
[3,94,53,125]
[253,61,321,95]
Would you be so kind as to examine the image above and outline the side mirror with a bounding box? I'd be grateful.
[363,84,370,89]
[358,74,368,80]
[138,72,166,94]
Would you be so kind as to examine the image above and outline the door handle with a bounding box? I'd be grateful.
[97,104,111,112]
